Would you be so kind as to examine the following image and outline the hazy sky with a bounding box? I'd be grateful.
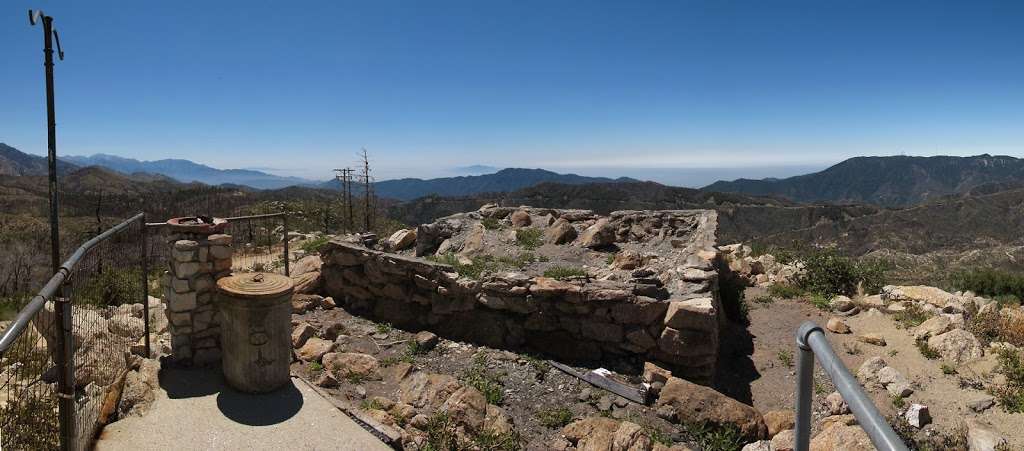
[2,1,1022,184]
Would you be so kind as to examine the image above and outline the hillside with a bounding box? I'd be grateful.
[0,143,78,176]
[64,153,316,189]
[327,168,639,201]
[704,154,1024,206]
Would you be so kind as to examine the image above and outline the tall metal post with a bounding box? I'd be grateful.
[794,324,818,451]
[282,214,290,276]
[141,217,151,357]
[31,10,73,450]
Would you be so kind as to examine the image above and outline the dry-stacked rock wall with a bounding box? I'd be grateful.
[161,232,233,365]
[321,208,722,381]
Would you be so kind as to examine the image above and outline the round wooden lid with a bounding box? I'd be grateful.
[217,272,294,299]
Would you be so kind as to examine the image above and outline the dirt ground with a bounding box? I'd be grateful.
[741,287,1024,449]
[291,305,689,449]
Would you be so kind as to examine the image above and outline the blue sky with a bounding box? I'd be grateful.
[2,1,1023,185]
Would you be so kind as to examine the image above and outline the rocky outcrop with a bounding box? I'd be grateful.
[654,376,767,441]
[927,329,984,365]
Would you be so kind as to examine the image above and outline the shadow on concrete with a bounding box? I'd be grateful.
[159,366,303,426]
[216,382,304,426]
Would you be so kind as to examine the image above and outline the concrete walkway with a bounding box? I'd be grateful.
[96,368,390,451]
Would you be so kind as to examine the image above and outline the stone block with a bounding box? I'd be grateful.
[167,291,197,312]
[213,258,232,272]
[210,245,232,260]
[194,274,214,293]
[171,277,191,294]
[208,234,232,245]
[174,240,199,251]
[664,297,717,330]
[174,261,201,279]
[580,321,623,342]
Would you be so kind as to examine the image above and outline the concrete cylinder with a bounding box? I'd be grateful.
[216,272,294,393]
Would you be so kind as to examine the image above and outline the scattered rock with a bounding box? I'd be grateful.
[928,329,984,365]
[323,352,381,380]
[578,218,615,249]
[826,391,850,415]
[292,322,316,348]
[856,333,886,346]
[291,254,323,276]
[913,315,954,341]
[297,337,334,362]
[292,294,322,314]
[966,395,995,413]
[414,331,439,351]
[510,210,532,227]
[741,441,773,451]
[830,295,855,313]
[877,366,913,398]
[763,410,794,438]
[904,404,930,429]
[856,356,887,388]
[611,250,644,270]
[315,371,339,388]
[810,424,873,451]
[771,429,795,451]
[386,229,417,251]
[544,218,577,245]
[967,419,1008,451]
[398,372,461,410]
[655,376,767,440]
[826,317,850,334]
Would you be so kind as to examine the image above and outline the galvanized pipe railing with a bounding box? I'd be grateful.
[794,321,908,451]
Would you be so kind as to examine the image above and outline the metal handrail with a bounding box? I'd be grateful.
[0,212,145,356]
[794,321,908,451]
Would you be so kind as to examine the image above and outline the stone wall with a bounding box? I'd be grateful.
[321,209,722,381]
[161,232,233,365]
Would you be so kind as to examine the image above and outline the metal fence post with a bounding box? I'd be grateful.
[282,213,290,277]
[141,216,151,358]
[55,293,75,451]
[794,322,820,451]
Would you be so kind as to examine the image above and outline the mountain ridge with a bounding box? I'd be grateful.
[704,154,1024,206]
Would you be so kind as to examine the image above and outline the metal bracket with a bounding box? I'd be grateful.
[795,321,823,350]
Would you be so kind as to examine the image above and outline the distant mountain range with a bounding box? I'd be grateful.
[323,168,640,201]
[63,153,314,190]
[0,143,78,176]
[704,154,1024,207]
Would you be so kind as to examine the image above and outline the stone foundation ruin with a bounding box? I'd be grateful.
[321,205,723,381]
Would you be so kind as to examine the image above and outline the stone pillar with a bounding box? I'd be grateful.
[163,232,233,365]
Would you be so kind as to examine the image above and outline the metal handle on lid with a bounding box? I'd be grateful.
[252,273,264,283]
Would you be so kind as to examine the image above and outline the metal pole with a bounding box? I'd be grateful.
[141,216,151,357]
[794,323,818,451]
[57,295,75,451]
[43,15,60,276]
[282,214,290,277]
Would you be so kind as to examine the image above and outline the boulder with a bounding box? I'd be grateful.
[830,296,855,313]
[913,315,954,340]
[292,294,322,314]
[967,395,995,413]
[562,417,655,451]
[763,410,794,438]
[927,329,984,365]
[826,317,850,334]
[297,337,334,362]
[545,218,578,245]
[578,218,615,249]
[398,372,461,410]
[771,429,795,451]
[386,229,417,251]
[510,210,532,227]
[109,316,145,339]
[810,424,873,451]
[967,419,1008,451]
[904,404,930,429]
[291,255,323,276]
[323,352,380,380]
[655,376,767,440]
[118,358,161,418]
[441,386,488,433]
[741,441,772,451]
[414,331,439,352]
[856,333,886,346]
[825,391,849,415]
[292,322,316,348]
[460,224,486,255]
[881,285,958,309]
[877,366,913,398]
[611,250,644,270]
[292,271,321,295]
[856,356,887,388]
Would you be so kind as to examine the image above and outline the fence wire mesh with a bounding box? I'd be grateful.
[61,215,147,447]
[0,294,60,450]
[224,215,289,275]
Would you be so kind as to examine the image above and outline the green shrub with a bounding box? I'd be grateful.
[515,228,543,250]
[767,283,803,299]
[952,269,1024,306]
[916,338,940,359]
[462,354,505,405]
[481,217,501,230]
[992,348,1024,413]
[299,235,330,254]
[543,266,588,280]
[536,406,573,428]
[893,303,931,329]
[428,253,542,280]
[793,248,888,297]
[687,422,744,451]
